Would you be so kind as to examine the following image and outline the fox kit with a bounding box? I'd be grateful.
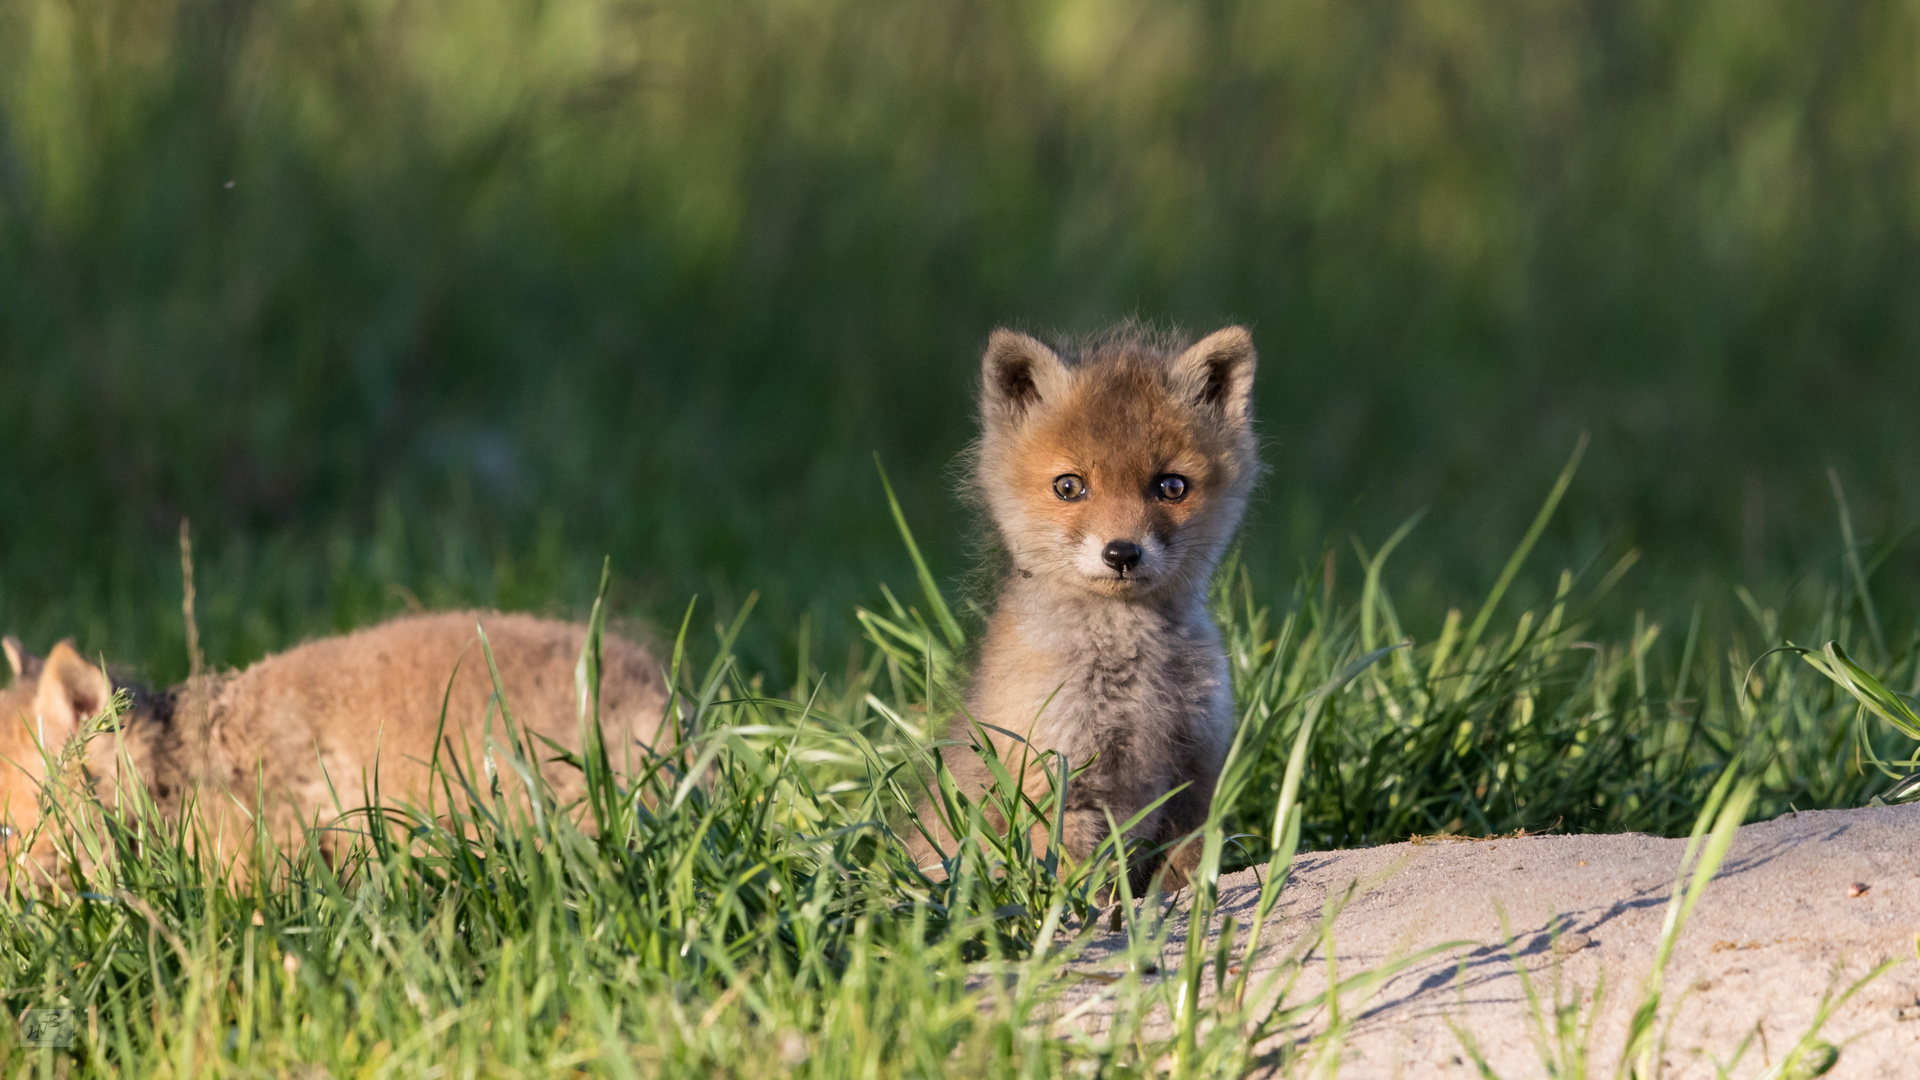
[0,612,671,872]
[914,325,1260,887]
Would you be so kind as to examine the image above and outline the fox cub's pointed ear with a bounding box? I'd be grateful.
[32,643,112,745]
[1171,327,1257,427]
[980,330,1070,426]
[3,637,41,684]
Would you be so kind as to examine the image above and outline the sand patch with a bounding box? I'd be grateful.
[1058,803,1920,1077]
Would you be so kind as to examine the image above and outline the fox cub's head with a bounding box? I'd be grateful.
[975,326,1259,601]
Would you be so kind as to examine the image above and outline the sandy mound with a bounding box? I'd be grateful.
[1065,803,1920,1077]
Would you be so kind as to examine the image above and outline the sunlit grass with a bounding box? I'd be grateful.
[1,486,1910,1074]
[0,561,1401,1077]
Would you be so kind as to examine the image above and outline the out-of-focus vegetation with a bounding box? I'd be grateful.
[4,0,1919,677]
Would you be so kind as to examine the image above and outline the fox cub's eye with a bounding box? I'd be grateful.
[1052,474,1088,501]
[1155,475,1189,501]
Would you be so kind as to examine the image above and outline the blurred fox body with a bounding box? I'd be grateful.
[914,325,1260,886]
[0,612,671,874]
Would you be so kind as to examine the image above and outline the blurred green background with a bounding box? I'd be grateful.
[3,0,1918,680]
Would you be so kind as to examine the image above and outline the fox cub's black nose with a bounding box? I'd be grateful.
[1102,540,1143,572]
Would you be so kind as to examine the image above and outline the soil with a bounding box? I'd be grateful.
[1057,802,1920,1077]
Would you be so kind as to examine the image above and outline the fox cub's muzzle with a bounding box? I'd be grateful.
[1101,540,1143,572]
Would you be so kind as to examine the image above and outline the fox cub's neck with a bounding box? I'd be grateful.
[993,570,1213,645]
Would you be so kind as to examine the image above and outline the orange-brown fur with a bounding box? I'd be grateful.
[912,326,1259,890]
[0,612,671,873]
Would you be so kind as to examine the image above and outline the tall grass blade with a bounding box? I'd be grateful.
[874,454,964,651]
[1464,434,1587,652]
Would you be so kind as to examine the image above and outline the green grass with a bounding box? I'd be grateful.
[0,559,1396,1078]
[1,491,1913,1076]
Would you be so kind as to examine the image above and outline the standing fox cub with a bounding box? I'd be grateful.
[914,325,1259,887]
[0,612,670,871]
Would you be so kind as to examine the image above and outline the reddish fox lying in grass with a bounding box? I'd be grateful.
[0,612,671,874]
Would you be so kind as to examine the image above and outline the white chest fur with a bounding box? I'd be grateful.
[970,586,1231,773]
